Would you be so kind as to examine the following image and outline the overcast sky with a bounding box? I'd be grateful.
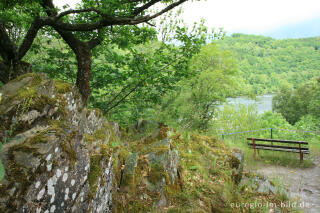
[53,0,320,35]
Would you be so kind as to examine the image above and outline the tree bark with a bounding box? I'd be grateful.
[0,60,32,83]
[0,21,33,83]
[75,43,92,104]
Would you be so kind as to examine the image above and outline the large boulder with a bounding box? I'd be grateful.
[0,73,116,213]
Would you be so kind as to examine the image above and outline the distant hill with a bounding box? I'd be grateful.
[264,15,320,39]
[217,34,320,94]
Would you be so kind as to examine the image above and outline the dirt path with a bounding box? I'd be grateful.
[256,159,320,213]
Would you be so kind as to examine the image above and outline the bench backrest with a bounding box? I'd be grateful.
[247,138,308,145]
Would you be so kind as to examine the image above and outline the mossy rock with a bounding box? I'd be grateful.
[0,73,116,212]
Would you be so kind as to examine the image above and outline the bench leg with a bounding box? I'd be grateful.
[299,142,303,165]
[252,139,256,158]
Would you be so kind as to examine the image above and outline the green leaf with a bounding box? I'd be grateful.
[112,142,119,147]
[189,165,198,170]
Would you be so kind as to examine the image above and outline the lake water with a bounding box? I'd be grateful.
[221,94,275,114]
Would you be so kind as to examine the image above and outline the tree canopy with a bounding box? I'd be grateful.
[153,43,238,130]
[0,0,196,102]
[273,78,320,124]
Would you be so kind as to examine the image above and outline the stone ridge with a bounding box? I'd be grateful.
[0,73,115,213]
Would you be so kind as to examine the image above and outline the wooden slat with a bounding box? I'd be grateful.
[250,145,310,154]
[248,143,309,151]
[247,138,308,145]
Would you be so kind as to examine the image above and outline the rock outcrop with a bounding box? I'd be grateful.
[114,122,182,212]
[0,73,115,212]
[0,74,185,213]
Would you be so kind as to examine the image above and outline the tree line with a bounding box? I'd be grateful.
[217,33,320,94]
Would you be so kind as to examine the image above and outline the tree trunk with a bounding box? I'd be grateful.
[0,60,32,83]
[75,43,92,104]
[0,22,32,83]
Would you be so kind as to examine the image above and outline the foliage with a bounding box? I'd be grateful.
[0,0,199,101]
[273,78,320,124]
[91,23,216,123]
[217,33,320,94]
[25,20,218,125]
[214,104,261,135]
[153,42,239,130]
[259,111,292,130]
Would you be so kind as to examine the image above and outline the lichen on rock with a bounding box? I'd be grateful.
[0,73,115,213]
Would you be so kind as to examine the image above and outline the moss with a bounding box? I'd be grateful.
[85,128,109,144]
[55,80,72,94]
[100,144,111,157]
[0,74,41,115]
[167,208,186,213]
[55,94,68,118]
[88,154,103,194]
[14,74,43,100]
[27,132,49,145]
[60,131,77,167]
[6,144,39,194]
[93,129,107,141]
[229,154,240,169]
[148,163,165,185]
[49,120,67,133]
[8,73,42,84]
[127,200,150,212]
[85,134,95,144]
[17,87,37,100]
[29,96,56,111]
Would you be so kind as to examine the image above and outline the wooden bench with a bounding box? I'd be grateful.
[247,137,309,163]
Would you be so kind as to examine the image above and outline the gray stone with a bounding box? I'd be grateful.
[231,148,244,184]
[0,74,114,213]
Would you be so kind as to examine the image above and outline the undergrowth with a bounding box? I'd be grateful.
[162,131,294,212]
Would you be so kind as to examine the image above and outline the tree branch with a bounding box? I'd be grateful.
[41,0,82,53]
[105,54,185,113]
[57,8,104,19]
[148,0,187,20]
[133,0,161,16]
[17,17,45,60]
[105,81,142,113]
[45,0,188,31]
[145,21,156,27]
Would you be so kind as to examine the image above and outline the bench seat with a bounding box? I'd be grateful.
[248,144,310,154]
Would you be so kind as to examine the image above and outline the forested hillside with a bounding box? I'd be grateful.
[217,34,320,94]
